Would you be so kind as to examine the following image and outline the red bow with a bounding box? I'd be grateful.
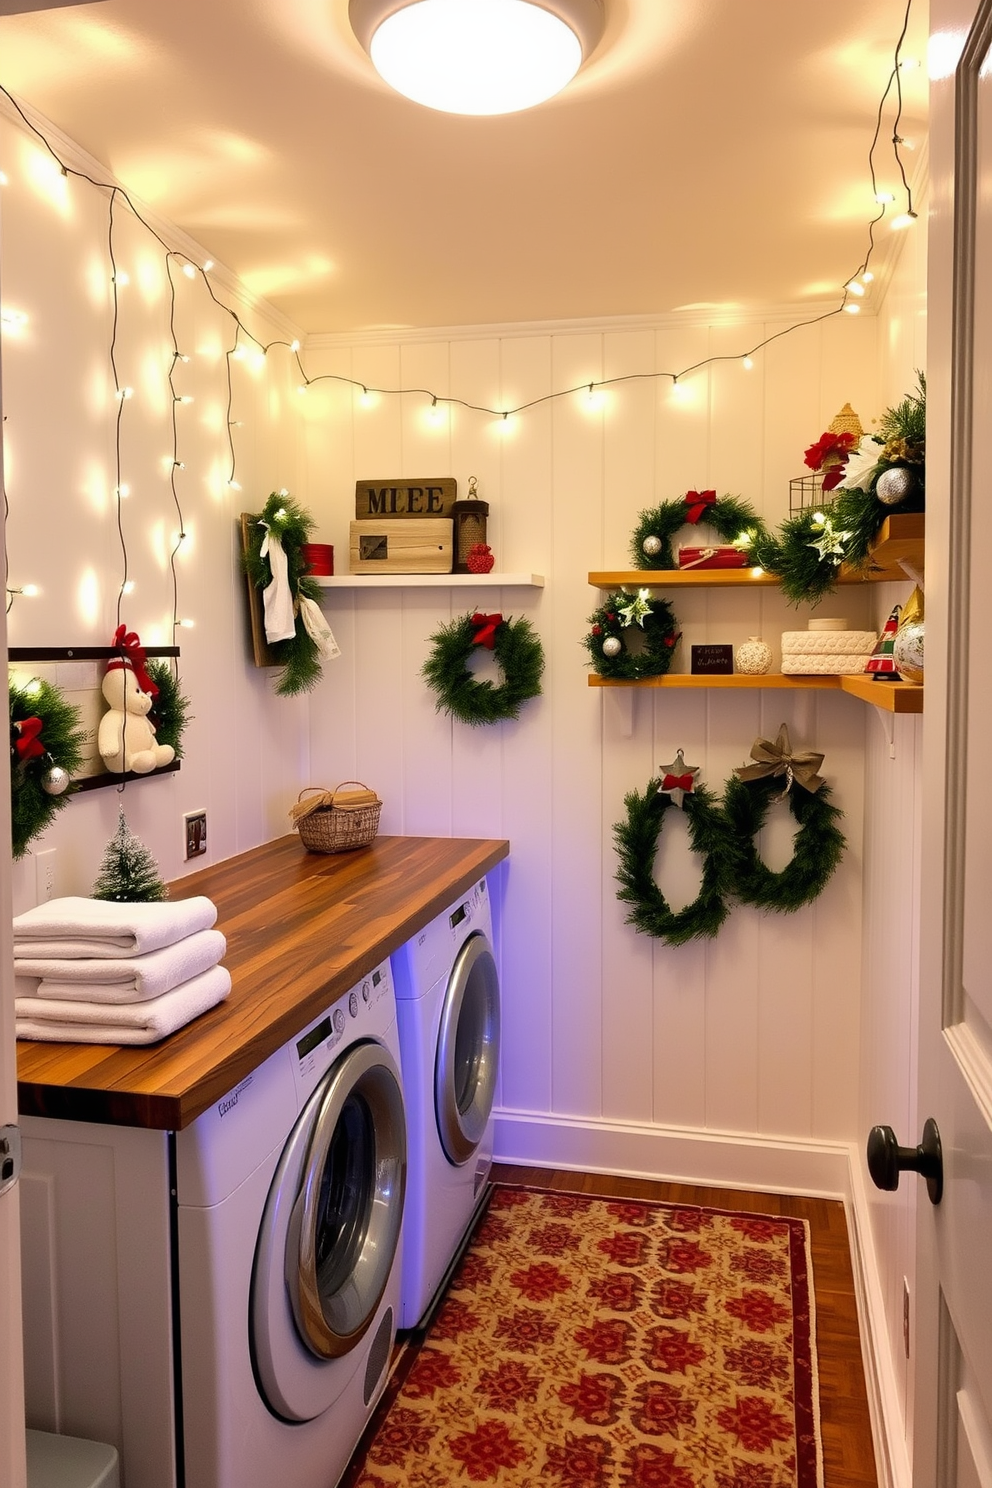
[663,772,695,793]
[105,624,158,697]
[471,612,503,650]
[13,716,45,763]
[684,490,717,524]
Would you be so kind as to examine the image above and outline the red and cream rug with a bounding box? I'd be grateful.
[352,1186,822,1488]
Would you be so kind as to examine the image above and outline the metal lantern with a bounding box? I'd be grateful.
[451,475,489,573]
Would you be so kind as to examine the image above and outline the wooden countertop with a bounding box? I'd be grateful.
[16,834,509,1131]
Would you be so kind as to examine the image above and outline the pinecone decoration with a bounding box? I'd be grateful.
[466,543,495,574]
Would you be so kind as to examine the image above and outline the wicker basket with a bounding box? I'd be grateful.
[291,783,382,854]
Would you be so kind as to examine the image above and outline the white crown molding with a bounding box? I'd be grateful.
[0,89,305,345]
[305,300,877,351]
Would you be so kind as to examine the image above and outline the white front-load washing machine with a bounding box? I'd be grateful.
[390,875,499,1330]
[175,959,406,1488]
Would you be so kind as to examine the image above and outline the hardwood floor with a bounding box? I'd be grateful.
[492,1163,878,1488]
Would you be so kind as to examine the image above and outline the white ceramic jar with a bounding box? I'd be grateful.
[735,636,773,674]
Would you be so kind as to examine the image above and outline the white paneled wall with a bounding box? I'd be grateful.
[303,311,884,1156]
[0,108,313,911]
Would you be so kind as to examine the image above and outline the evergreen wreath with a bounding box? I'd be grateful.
[629,492,770,570]
[613,780,732,945]
[145,660,191,759]
[9,677,87,860]
[584,590,681,680]
[422,611,544,725]
[720,773,846,911]
[243,492,325,696]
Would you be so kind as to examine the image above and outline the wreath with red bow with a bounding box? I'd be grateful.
[9,675,87,859]
[629,491,770,570]
[422,611,544,725]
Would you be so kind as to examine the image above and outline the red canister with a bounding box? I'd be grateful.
[301,543,334,576]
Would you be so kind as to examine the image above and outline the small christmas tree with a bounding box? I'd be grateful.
[92,807,169,902]
[865,604,903,679]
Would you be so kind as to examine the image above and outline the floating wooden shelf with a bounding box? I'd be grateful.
[586,514,925,713]
[587,673,922,713]
[589,514,924,591]
[316,572,544,589]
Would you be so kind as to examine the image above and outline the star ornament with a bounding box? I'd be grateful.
[807,516,851,564]
[618,588,652,628]
[658,749,700,808]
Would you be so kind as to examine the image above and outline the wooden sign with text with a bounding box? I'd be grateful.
[355,478,457,519]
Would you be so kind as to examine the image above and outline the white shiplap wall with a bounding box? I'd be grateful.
[302,312,885,1167]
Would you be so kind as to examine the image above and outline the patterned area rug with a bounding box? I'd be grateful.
[351,1186,822,1488]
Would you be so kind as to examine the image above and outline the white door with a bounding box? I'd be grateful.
[909,1,992,1481]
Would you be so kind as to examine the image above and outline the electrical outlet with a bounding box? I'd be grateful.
[903,1276,911,1357]
[35,848,57,903]
[184,810,207,860]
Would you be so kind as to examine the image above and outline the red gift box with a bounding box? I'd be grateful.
[677,545,748,570]
[301,542,334,576]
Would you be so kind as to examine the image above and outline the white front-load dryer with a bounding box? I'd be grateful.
[175,960,406,1488]
[390,875,499,1330]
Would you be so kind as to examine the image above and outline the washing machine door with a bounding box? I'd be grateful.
[434,930,500,1166]
[251,1039,406,1423]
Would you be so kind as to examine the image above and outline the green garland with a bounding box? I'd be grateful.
[423,612,544,725]
[243,492,325,696]
[145,660,191,759]
[9,677,87,860]
[720,774,846,911]
[629,493,770,570]
[584,591,681,680]
[755,508,848,607]
[613,781,732,946]
[760,373,927,605]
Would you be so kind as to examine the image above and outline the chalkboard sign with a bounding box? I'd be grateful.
[690,644,734,675]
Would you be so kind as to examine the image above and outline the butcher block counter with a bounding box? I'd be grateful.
[16,833,509,1131]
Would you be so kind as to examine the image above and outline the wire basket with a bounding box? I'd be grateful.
[290,783,382,854]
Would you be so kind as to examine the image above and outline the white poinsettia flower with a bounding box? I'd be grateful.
[837,435,883,492]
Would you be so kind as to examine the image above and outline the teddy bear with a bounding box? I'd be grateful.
[98,651,175,776]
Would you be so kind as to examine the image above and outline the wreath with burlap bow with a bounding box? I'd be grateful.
[422,611,544,725]
[630,491,770,570]
[612,728,847,942]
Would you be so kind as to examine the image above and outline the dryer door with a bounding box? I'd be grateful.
[434,930,500,1166]
[251,1039,406,1422]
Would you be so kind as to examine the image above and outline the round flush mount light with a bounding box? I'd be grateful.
[349,0,605,115]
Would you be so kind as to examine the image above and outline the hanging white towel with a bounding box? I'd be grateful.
[13,895,218,958]
[298,595,341,661]
[15,928,227,1003]
[259,523,297,643]
[15,963,232,1044]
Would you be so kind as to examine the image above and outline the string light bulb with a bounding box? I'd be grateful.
[182,263,196,279]
[742,356,754,371]
[891,210,918,230]
[202,259,214,272]
[114,271,129,286]
[875,191,895,204]
[116,483,130,498]
[845,280,865,296]
[843,303,861,314]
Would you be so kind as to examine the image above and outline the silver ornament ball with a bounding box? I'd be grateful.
[642,535,662,557]
[41,765,70,796]
[602,636,622,657]
[875,466,916,506]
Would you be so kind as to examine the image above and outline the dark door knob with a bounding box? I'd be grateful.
[867,1117,943,1205]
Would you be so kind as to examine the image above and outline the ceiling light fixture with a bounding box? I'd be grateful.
[349,0,605,115]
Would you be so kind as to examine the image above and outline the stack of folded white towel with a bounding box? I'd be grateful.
[13,895,231,1045]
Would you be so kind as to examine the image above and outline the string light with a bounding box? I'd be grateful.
[0,1,919,650]
[1,308,27,326]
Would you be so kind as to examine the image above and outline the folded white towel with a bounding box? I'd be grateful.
[14,929,227,1004]
[15,964,232,1045]
[13,895,218,959]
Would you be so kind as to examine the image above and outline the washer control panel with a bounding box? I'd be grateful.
[292,959,393,1098]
